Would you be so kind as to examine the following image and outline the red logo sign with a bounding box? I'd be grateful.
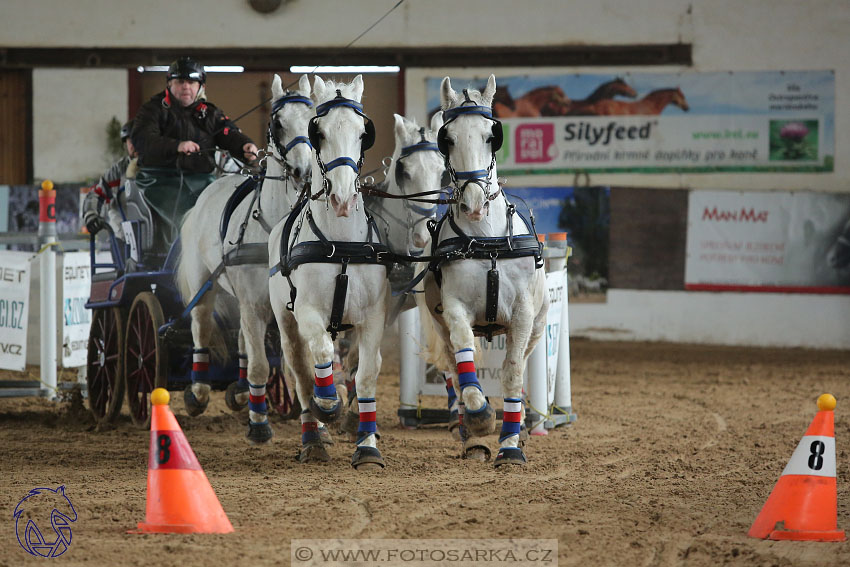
[515,124,555,163]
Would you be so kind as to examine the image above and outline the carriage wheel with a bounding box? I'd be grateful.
[86,307,126,423]
[125,292,168,429]
[266,367,301,420]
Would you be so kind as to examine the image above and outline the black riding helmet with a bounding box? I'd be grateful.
[120,120,133,141]
[166,56,206,84]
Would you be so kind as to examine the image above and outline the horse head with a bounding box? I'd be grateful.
[310,74,373,218]
[439,74,501,222]
[389,112,445,251]
[270,74,314,183]
[670,87,689,111]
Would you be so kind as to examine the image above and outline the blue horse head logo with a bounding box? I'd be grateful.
[13,486,78,558]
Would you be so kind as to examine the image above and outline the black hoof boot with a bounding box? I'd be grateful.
[351,445,385,470]
[183,385,209,417]
[309,396,342,424]
[246,420,274,445]
[298,441,331,463]
[463,402,496,437]
[225,381,250,412]
[494,447,527,467]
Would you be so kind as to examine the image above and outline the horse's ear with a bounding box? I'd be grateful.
[271,74,284,101]
[298,74,311,97]
[393,114,408,143]
[482,74,497,107]
[430,110,444,132]
[312,75,326,103]
[440,77,456,110]
[351,74,364,102]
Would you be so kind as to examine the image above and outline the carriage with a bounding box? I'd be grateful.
[83,177,297,428]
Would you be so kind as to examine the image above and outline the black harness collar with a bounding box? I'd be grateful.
[269,197,394,340]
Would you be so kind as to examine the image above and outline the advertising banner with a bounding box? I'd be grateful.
[685,190,850,292]
[62,252,93,367]
[425,70,834,174]
[0,252,31,371]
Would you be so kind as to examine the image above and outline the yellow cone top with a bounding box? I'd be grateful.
[151,388,170,406]
[41,180,54,191]
[817,393,836,412]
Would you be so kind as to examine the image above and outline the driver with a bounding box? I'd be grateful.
[131,56,258,250]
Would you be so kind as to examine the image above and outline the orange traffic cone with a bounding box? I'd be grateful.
[748,393,844,541]
[132,388,233,534]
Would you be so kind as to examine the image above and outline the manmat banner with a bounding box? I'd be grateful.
[685,190,850,293]
[425,70,834,174]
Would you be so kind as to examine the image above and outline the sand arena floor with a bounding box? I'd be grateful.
[1,336,848,566]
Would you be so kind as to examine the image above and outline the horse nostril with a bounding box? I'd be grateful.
[460,204,469,212]
[292,167,302,178]
[330,194,340,209]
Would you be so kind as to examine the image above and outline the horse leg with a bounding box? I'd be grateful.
[241,303,274,444]
[276,307,331,463]
[224,330,250,412]
[183,292,216,417]
[494,294,536,468]
[350,304,386,470]
[441,298,495,436]
[296,306,343,424]
[444,372,460,440]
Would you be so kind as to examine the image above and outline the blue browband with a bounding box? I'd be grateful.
[272,94,313,114]
[442,105,494,121]
[399,142,440,158]
[315,97,366,118]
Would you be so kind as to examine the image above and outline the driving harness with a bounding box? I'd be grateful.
[269,93,392,340]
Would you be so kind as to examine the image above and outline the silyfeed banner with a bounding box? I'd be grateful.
[425,70,834,173]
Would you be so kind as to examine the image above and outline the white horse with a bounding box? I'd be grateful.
[338,111,447,436]
[176,74,314,444]
[269,75,390,468]
[422,75,548,467]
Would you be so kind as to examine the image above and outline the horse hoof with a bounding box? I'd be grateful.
[351,445,385,470]
[246,421,274,445]
[298,442,331,463]
[225,381,249,412]
[340,408,360,436]
[183,385,209,417]
[309,396,342,424]
[462,440,491,462]
[463,402,496,436]
[318,425,334,445]
[494,447,527,467]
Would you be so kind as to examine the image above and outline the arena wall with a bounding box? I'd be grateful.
[4,0,849,348]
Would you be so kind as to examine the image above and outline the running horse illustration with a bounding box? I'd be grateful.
[493,78,638,118]
[568,87,689,116]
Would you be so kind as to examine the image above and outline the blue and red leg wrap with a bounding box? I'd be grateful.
[313,361,337,399]
[191,348,210,385]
